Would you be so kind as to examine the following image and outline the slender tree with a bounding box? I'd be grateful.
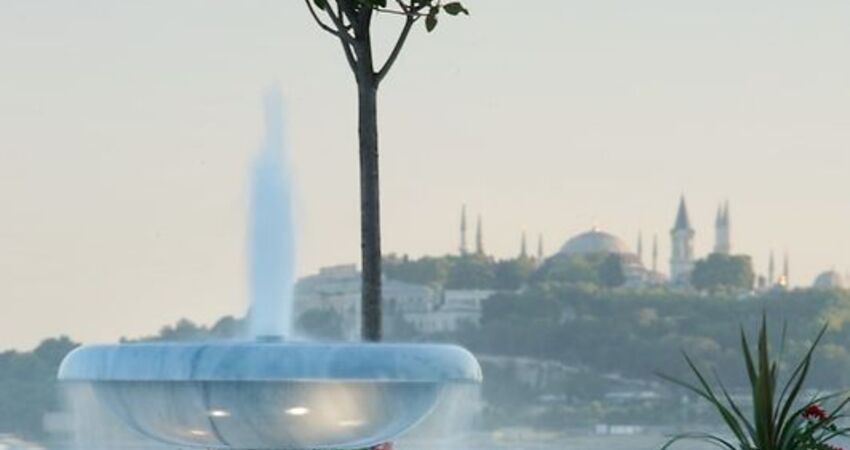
[304,0,468,341]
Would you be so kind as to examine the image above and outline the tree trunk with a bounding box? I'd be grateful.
[358,81,382,342]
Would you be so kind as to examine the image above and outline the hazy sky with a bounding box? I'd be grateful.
[2,0,850,350]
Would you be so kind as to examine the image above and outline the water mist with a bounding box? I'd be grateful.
[247,88,295,339]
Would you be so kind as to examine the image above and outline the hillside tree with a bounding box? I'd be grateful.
[691,253,755,293]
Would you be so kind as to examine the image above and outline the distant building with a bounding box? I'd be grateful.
[714,201,732,255]
[670,196,696,285]
[813,270,845,290]
[294,265,495,338]
[459,205,469,255]
[760,251,791,291]
[533,196,760,289]
[406,289,494,334]
[294,264,438,339]
[553,228,665,287]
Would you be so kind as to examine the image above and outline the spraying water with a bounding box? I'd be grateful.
[247,88,295,338]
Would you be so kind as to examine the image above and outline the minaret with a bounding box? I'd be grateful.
[670,196,696,285]
[714,201,731,255]
[723,200,732,255]
[537,234,544,262]
[768,251,776,286]
[475,214,484,256]
[520,232,528,259]
[637,231,644,265]
[459,205,468,255]
[783,253,789,286]
[652,234,659,273]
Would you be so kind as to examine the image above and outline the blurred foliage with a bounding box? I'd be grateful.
[445,284,850,429]
[383,253,537,291]
[128,315,246,342]
[0,337,78,439]
[380,254,850,428]
[531,253,626,287]
[691,253,756,293]
[463,284,850,390]
[6,254,850,437]
[384,252,624,291]
[598,254,627,288]
[383,254,452,287]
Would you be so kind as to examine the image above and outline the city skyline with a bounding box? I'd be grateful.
[404,197,798,286]
[2,0,850,349]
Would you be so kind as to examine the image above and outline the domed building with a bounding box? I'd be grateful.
[549,227,665,287]
[559,229,633,258]
[813,270,845,290]
[453,197,770,290]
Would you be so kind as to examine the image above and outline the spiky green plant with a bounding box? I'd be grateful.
[659,316,850,450]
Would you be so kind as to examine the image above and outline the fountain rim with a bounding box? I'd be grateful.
[58,341,483,384]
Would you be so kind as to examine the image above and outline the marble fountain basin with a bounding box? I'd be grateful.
[58,341,482,450]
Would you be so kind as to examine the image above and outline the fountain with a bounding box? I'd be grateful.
[58,89,482,450]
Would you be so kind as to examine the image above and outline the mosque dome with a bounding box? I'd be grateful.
[559,228,632,257]
[813,270,845,289]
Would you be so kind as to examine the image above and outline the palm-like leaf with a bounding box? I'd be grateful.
[660,316,846,450]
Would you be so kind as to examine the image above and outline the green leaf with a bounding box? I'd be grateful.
[425,15,437,31]
[741,327,757,388]
[661,314,850,450]
[753,314,775,448]
[425,7,438,32]
[443,2,469,16]
[661,353,751,445]
[712,368,756,442]
[775,323,827,440]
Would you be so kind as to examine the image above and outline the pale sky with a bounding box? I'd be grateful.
[2,0,850,350]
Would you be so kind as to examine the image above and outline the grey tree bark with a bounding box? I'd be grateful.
[351,13,382,342]
[357,79,382,342]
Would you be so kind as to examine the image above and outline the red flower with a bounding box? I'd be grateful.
[803,404,828,421]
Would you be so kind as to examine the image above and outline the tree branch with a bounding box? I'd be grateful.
[338,37,358,74]
[337,0,358,26]
[318,3,358,74]
[322,4,356,45]
[351,7,376,77]
[376,14,415,83]
[304,0,339,36]
[334,1,355,31]
[392,1,411,14]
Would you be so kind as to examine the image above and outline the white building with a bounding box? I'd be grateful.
[294,264,438,339]
[406,289,494,334]
[295,265,494,337]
